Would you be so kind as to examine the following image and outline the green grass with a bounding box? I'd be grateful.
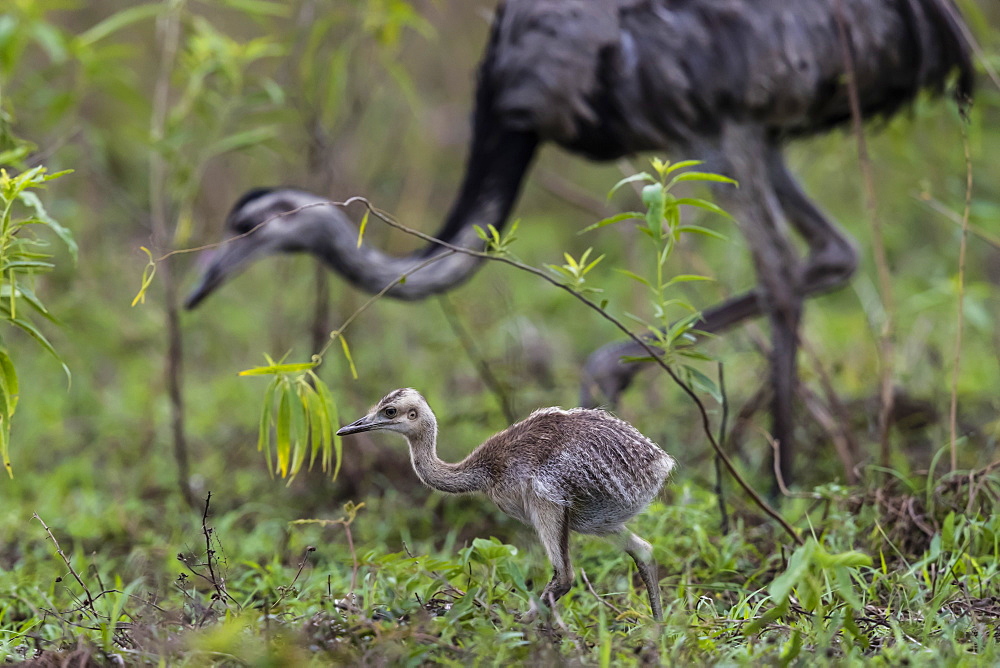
[2,459,998,665]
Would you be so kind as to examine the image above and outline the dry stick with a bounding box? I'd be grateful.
[438,295,518,424]
[948,125,973,472]
[833,0,895,469]
[580,568,626,618]
[32,514,97,615]
[715,362,731,535]
[200,492,227,603]
[335,197,803,545]
[270,546,316,610]
[149,3,194,510]
[799,338,859,483]
[915,193,1000,250]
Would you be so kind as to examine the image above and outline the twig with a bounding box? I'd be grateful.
[580,568,626,618]
[271,546,316,610]
[715,362,730,534]
[438,295,518,424]
[156,191,802,544]
[948,123,973,472]
[833,0,895,469]
[201,492,227,603]
[336,197,803,545]
[149,0,194,509]
[32,514,97,615]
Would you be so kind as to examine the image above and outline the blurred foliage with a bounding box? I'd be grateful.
[0,119,74,476]
[0,0,998,663]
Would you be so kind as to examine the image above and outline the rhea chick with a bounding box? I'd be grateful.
[336,388,675,621]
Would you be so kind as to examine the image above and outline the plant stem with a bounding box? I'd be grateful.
[949,123,973,471]
[150,0,194,509]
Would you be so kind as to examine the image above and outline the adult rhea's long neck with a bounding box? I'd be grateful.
[309,126,537,301]
[405,417,489,495]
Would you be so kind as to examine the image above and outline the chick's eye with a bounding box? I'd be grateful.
[384,407,397,418]
[408,410,418,420]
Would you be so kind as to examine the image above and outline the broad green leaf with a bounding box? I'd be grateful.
[642,184,666,237]
[769,540,816,605]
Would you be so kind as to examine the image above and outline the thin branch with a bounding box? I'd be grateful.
[580,568,626,618]
[149,0,194,509]
[833,0,895,469]
[715,362,731,534]
[949,124,973,471]
[32,514,97,616]
[155,191,802,544]
[337,197,803,545]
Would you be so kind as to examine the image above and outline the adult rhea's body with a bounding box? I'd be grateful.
[337,388,675,620]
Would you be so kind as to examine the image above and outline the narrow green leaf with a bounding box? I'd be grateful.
[677,225,729,241]
[673,197,733,220]
[9,316,70,382]
[579,211,643,234]
[131,247,157,307]
[664,274,715,287]
[664,159,704,175]
[338,335,358,380]
[614,268,651,288]
[206,126,281,158]
[239,361,317,376]
[313,377,342,478]
[276,386,292,477]
[18,191,78,261]
[0,349,18,417]
[667,172,738,189]
[220,0,291,17]
[258,378,279,478]
[288,387,309,482]
[608,172,655,199]
[683,364,722,403]
[356,209,370,249]
[76,4,164,46]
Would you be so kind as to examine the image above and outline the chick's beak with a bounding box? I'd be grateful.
[336,414,378,436]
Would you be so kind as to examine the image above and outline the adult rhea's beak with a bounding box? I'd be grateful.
[184,236,268,310]
[336,414,378,436]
